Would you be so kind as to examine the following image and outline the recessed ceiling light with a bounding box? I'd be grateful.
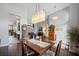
[52,16,58,20]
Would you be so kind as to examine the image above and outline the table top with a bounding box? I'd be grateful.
[23,39,54,55]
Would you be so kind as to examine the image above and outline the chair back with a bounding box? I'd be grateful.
[55,40,62,56]
[21,40,26,56]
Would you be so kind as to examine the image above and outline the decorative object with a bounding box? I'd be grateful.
[68,27,79,42]
[68,27,79,54]
[32,4,45,24]
[22,24,27,40]
[48,24,56,41]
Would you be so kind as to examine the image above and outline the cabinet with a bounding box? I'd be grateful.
[48,25,56,41]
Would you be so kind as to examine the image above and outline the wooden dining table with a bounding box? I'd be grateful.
[23,39,54,56]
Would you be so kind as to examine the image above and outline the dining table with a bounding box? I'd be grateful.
[23,39,55,56]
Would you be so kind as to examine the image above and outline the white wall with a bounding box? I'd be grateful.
[0,3,70,45]
[69,3,79,28]
[0,4,28,45]
[0,18,9,45]
[33,7,70,46]
[48,7,70,45]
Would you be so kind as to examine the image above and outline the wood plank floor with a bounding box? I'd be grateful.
[8,43,22,56]
[0,36,76,56]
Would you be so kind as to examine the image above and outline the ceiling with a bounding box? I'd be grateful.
[0,3,70,23]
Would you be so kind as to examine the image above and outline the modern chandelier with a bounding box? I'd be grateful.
[32,4,45,24]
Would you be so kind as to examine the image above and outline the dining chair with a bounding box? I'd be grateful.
[55,40,62,56]
[25,46,35,56]
[21,40,26,56]
[21,41,35,56]
[42,40,62,56]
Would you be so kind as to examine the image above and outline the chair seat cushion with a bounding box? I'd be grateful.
[42,50,55,56]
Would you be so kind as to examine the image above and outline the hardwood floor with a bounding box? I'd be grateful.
[0,36,22,56]
[0,36,77,56]
[8,43,22,56]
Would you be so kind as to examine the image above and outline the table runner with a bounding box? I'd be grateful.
[27,39,50,48]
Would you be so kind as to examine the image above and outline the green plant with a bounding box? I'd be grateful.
[68,27,79,43]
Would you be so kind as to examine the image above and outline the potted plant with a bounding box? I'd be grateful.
[68,27,79,54]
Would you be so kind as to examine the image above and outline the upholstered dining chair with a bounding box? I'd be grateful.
[42,40,62,56]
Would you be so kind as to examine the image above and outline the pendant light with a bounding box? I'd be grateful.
[32,4,45,24]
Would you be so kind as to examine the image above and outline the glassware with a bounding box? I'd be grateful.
[39,36,42,43]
